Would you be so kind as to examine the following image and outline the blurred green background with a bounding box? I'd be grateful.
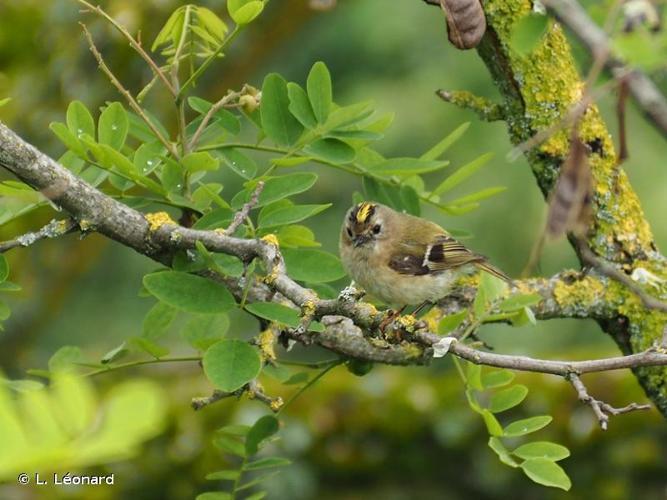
[1,0,666,498]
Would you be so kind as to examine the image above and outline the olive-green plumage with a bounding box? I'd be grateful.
[339,202,510,305]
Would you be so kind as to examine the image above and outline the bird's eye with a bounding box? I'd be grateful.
[372,224,381,234]
[346,227,353,237]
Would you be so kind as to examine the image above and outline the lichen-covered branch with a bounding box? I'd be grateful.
[1,119,665,428]
[425,0,667,412]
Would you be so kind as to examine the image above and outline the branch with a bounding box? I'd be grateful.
[568,373,651,430]
[224,181,264,236]
[0,218,77,253]
[2,121,665,424]
[542,0,667,138]
[436,89,506,121]
[191,380,283,412]
[579,246,667,313]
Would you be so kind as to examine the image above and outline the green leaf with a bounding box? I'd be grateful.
[205,470,240,481]
[220,148,257,179]
[244,456,292,471]
[499,293,543,312]
[399,185,420,215]
[196,492,232,500]
[0,255,8,282]
[433,152,494,195]
[305,138,356,163]
[181,313,230,351]
[214,434,246,456]
[323,101,374,130]
[307,61,333,124]
[488,384,529,413]
[511,13,550,56]
[481,409,503,436]
[480,369,515,389]
[66,101,95,139]
[246,415,279,455]
[287,82,317,128]
[0,281,20,292]
[261,74,304,146]
[143,271,235,314]
[134,142,164,175]
[0,300,10,321]
[420,122,470,161]
[218,424,251,437]
[245,302,300,327]
[49,122,87,157]
[520,458,571,490]
[128,337,170,359]
[513,441,570,461]
[142,301,178,341]
[511,306,537,327]
[244,492,267,500]
[282,248,346,283]
[48,346,82,373]
[466,363,483,391]
[0,97,11,107]
[98,102,129,151]
[445,186,507,207]
[182,151,219,172]
[258,203,331,228]
[233,173,318,209]
[488,437,519,468]
[276,225,320,248]
[503,416,553,437]
[203,340,262,392]
[101,342,129,364]
[193,208,233,230]
[437,311,467,335]
[369,158,449,176]
[228,0,264,24]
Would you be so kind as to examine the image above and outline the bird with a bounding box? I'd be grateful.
[339,202,510,310]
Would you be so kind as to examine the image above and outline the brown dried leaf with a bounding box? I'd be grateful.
[440,0,487,50]
[546,137,593,239]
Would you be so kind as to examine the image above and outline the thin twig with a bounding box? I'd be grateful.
[579,246,667,313]
[567,373,651,430]
[224,181,265,235]
[75,0,175,96]
[0,218,77,253]
[191,379,283,411]
[188,90,241,151]
[81,23,180,159]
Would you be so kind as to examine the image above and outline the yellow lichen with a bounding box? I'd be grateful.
[270,397,284,412]
[145,211,176,231]
[261,234,279,247]
[301,299,317,318]
[421,308,443,332]
[553,275,606,308]
[257,328,277,361]
[263,267,279,285]
[79,219,92,231]
[396,314,417,333]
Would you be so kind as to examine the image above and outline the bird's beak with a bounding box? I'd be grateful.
[352,235,368,248]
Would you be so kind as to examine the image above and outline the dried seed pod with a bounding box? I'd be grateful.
[439,0,487,50]
[546,137,593,239]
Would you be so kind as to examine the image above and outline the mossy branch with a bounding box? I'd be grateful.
[429,0,667,413]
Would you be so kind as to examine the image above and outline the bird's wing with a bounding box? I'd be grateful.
[388,234,510,282]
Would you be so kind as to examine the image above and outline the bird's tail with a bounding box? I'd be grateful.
[476,261,512,283]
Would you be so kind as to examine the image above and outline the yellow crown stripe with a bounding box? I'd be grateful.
[356,202,375,223]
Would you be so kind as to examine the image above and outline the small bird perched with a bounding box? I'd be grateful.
[339,202,510,307]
